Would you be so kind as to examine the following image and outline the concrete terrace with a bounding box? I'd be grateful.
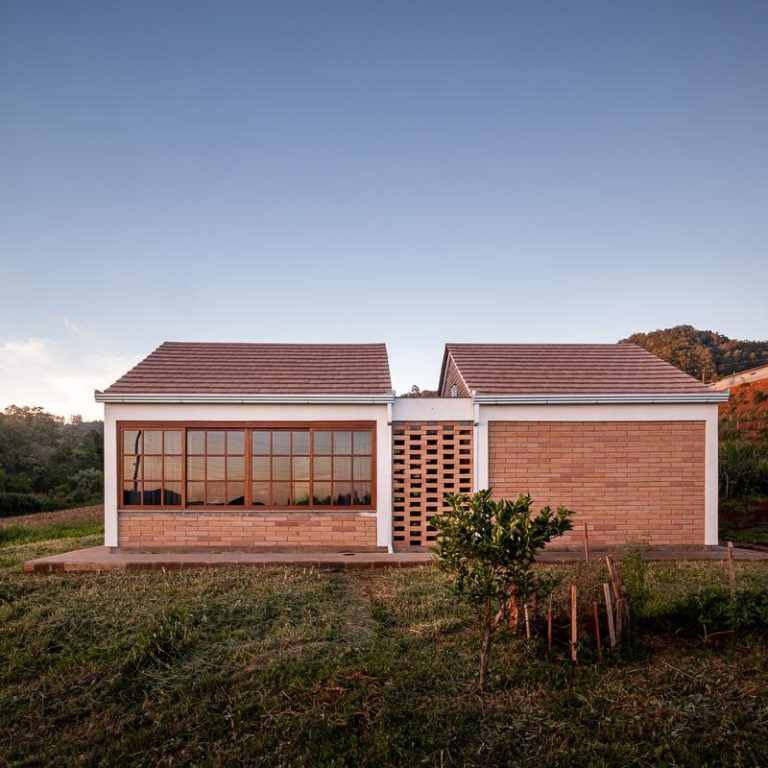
[24,544,768,573]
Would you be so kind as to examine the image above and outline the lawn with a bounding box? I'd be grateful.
[1,511,768,767]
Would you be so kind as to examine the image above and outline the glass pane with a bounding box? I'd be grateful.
[186,482,205,505]
[227,482,245,505]
[353,482,371,505]
[227,430,244,455]
[207,431,226,455]
[313,431,332,455]
[252,430,270,455]
[164,430,182,454]
[227,456,244,481]
[272,482,291,505]
[207,456,225,481]
[272,456,290,481]
[333,483,352,506]
[123,430,141,455]
[334,431,352,454]
[314,456,332,480]
[163,483,182,505]
[353,431,371,455]
[251,483,270,505]
[123,456,142,481]
[292,482,310,505]
[272,431,290,454]
[187,430,205,455]
[292,456,310,481]
[187,456,206,481]
[144,431,162,454]
[313,482,332,505]
[164,456,182,481]
[252,456,270,481]
[292,431,309,455]
[207,482,226,505]
[122,482,141,505]
[143,484,162,505]
[333,457,352,481]
[143,456,163,480]
[353,456,371,481]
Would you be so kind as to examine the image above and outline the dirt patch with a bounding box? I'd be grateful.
[0,505,103,530]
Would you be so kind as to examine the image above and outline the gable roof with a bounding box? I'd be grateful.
[97,342,392,402]
[439,343,728,402]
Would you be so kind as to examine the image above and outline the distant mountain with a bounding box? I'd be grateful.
[621,325,768,383]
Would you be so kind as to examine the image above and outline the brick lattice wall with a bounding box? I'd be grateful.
[489,420,706,547]
[392,421,473,550]
[119,511,379,549]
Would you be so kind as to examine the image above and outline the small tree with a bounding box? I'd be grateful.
[431,490,573,689]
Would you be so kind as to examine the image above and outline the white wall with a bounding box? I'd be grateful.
[103,402,391,548]
[475,403,720,546]
[391,397,473,421]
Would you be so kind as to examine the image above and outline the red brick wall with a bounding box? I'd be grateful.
[119,511,379,550]
[488,421,706,547]
[440,356,471,397]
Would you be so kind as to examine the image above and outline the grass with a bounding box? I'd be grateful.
[2,510,768,766]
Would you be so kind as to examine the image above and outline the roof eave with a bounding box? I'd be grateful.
[94,391,395,405]
[472,392,729,405]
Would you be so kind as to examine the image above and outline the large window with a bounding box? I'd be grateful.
[119,423,374,509]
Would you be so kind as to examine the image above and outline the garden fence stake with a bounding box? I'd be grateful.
[583,521,590,563]
[570,584,578,662]
[727,541,737,600]
[547,595,553,653]
[593,601,602,658]
[524,604,531,639]
[604,583,617,648]
[606,556,621,602]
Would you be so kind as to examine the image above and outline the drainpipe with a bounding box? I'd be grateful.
[473,395,480,492]
[386,400,394,554]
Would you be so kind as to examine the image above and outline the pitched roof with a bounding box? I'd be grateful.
[439,343,716,396]
[103,342,392,396]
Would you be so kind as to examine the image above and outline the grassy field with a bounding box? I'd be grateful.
[1,510,768,767]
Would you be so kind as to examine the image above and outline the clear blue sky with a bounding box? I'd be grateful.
[1,1,766,419]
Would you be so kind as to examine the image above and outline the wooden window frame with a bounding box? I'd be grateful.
[117,421,377,512]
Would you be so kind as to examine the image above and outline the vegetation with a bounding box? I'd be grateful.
[0,405,103,514]
[622,324,768,383]
[430,490,573,688]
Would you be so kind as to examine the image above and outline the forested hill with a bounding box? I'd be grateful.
[0,406,103,513]
[621,326,768,383]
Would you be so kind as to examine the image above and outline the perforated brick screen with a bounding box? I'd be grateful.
[392,421,474,550]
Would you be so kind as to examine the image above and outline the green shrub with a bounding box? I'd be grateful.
[719,440,768,498]
[0,493,60,517]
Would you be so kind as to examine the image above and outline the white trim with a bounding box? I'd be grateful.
[473,393,728,405]
[103,413,118,547]
[384,402,394,553]
[704,408,719,545]
[95,391,395,405]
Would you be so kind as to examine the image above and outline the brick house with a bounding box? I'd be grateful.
[96,341,727,551]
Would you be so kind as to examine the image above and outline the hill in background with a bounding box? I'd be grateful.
[621,325,768,383]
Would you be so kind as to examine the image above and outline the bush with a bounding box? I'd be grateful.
[681,588,768,633]
[0,492,60,517]
[719,440,768,499]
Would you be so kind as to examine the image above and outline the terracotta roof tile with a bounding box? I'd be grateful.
[105,343,392,395]
[439,343,713,396]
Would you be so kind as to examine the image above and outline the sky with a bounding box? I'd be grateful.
[1,0,767,420]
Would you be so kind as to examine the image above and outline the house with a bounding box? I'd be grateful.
[711,362,768,391]
[96,341,727,552]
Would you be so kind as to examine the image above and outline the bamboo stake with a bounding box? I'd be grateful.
[606,556,621,601]
[603,583,617,648]
[508,592,519,632]
[593,601,602,658]
[570,585,578,662]
[727,541,737,600]
[547,595,553,653]
[583,521,590,563]
[524,604,531,639]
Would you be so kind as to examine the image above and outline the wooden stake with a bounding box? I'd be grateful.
[727,541,737,600]
[508,592,519,632]
[570,585,578,662]
[583,521,590,563]
[603,583,617,648]
[524,604,531,639]
[593,601,602,658]
[606,556,621,602]
[547,595,553,653]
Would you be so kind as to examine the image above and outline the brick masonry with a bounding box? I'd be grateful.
[489,420,706,547]
[119,510,379,549]
[392,421,473,551]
